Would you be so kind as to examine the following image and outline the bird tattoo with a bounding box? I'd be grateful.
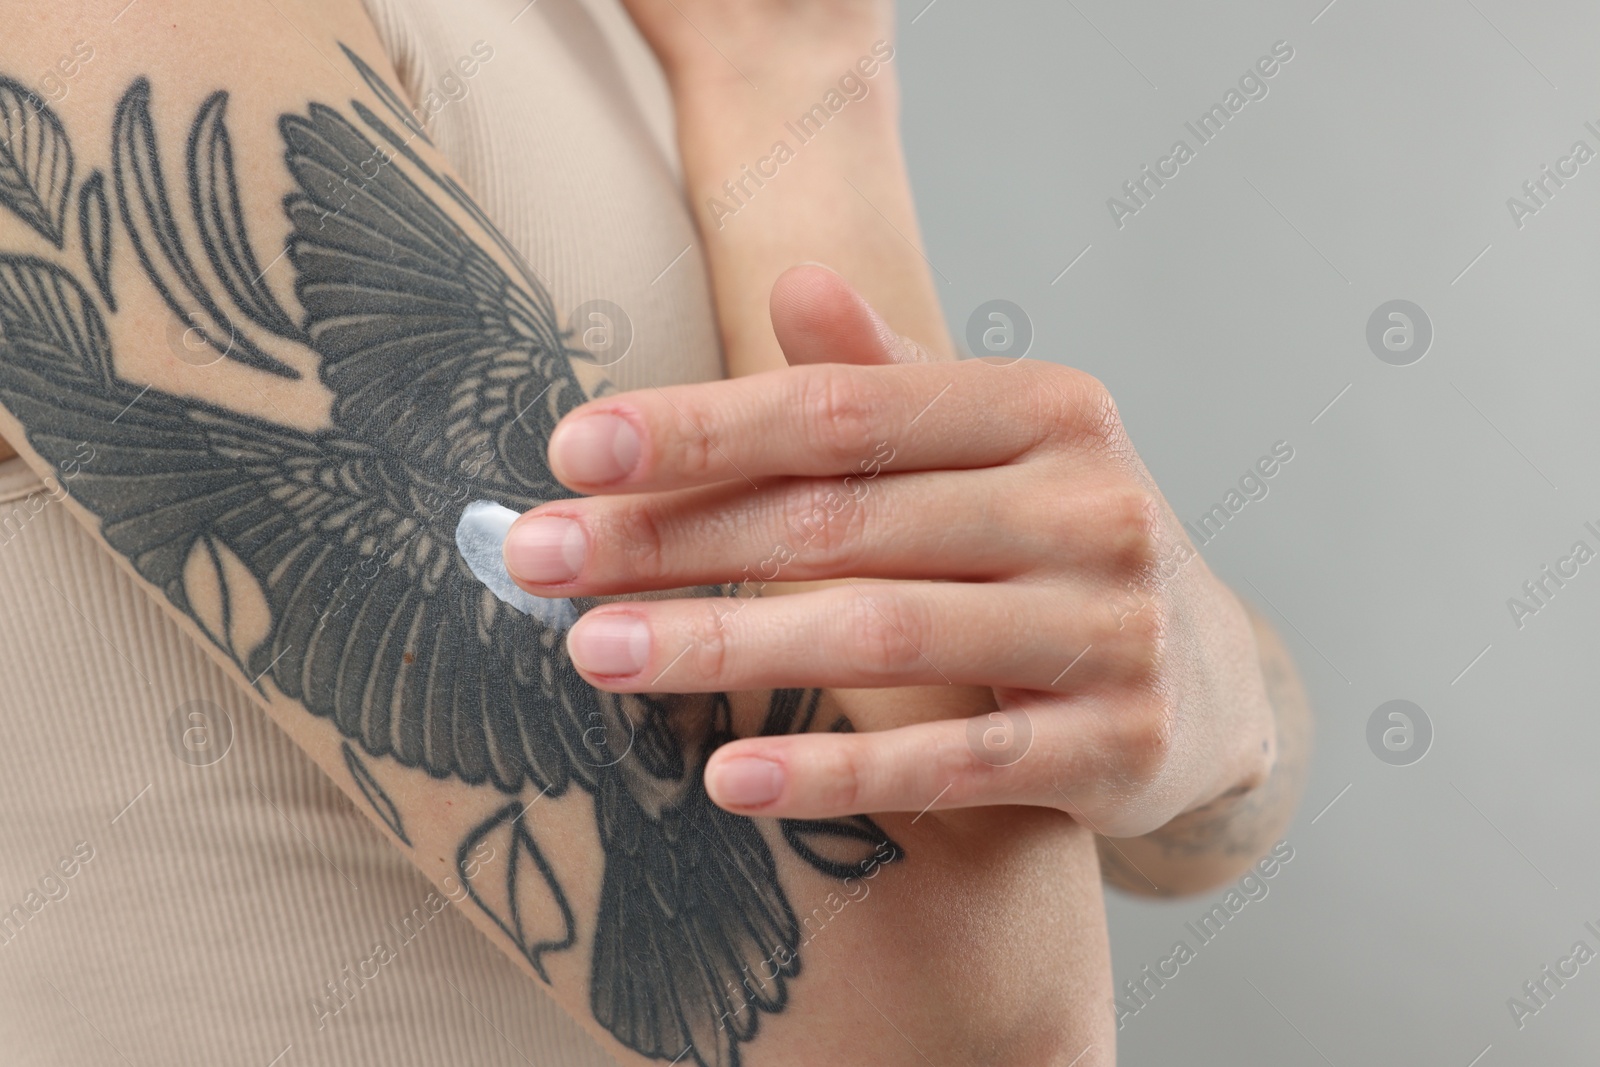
[0,47,900,1067]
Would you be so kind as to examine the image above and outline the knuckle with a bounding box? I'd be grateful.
[1034,365,1125,451]
[1098,584,1169,680]
[781,478,870,569]
[812,741,867,814]
[1101,486,1165,577]
[841,590,929,680]
[1117,692,1178,787]
[669,398,723,481]
[797,367,876,464]
[607,500,670,580]
[930,733,995,807]
[684,599,735,684]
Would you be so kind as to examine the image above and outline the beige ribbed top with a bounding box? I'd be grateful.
[0,1,720,1062]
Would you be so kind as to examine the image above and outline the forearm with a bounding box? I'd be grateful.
[664,31,953,373]
[1098,599,1312,896]
[0,10,878,1062]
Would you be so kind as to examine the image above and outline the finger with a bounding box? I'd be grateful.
[561,580,1150,694]
[504,464,1143,594]
[768,264,932,367]
[545,358,1105,493]
[705,689,1179,834]
[507,467,1030,593]
[700,709,1066,818]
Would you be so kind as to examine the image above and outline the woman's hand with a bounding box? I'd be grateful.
[505,266,1282,843]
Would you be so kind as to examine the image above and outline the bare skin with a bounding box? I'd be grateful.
[0,3,1126,1064]
[518,4,1312,1062]
[573,2,1312,891]
[618,0,953,372]
[0,3,1309,1063]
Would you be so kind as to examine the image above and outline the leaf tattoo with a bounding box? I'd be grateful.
[343,741,412,847]
[0,78,73,248]
[77,170,113,309]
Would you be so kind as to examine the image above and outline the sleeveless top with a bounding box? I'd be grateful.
[0,1,719,1062]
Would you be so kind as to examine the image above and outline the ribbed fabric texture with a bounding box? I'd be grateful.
[0,1,720,1062]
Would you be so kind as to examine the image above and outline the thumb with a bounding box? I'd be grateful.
[769,264,931,368]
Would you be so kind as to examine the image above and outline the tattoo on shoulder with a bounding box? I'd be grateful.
[0,54,902,1066]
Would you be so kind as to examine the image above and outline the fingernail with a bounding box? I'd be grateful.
[568,614,650,676]
[708,756,785,808]
[551,413,640,485]
[504,516,587,585]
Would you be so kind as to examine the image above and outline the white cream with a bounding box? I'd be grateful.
[454,500,577,630]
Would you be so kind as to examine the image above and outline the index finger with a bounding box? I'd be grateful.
[544,359,1106,493]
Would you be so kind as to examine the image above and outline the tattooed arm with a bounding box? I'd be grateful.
[0,5,1109,1065]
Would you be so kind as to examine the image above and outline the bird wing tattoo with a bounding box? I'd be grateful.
[0,54,902,1067]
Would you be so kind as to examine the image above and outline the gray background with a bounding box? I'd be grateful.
[897,0,1600,1064]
